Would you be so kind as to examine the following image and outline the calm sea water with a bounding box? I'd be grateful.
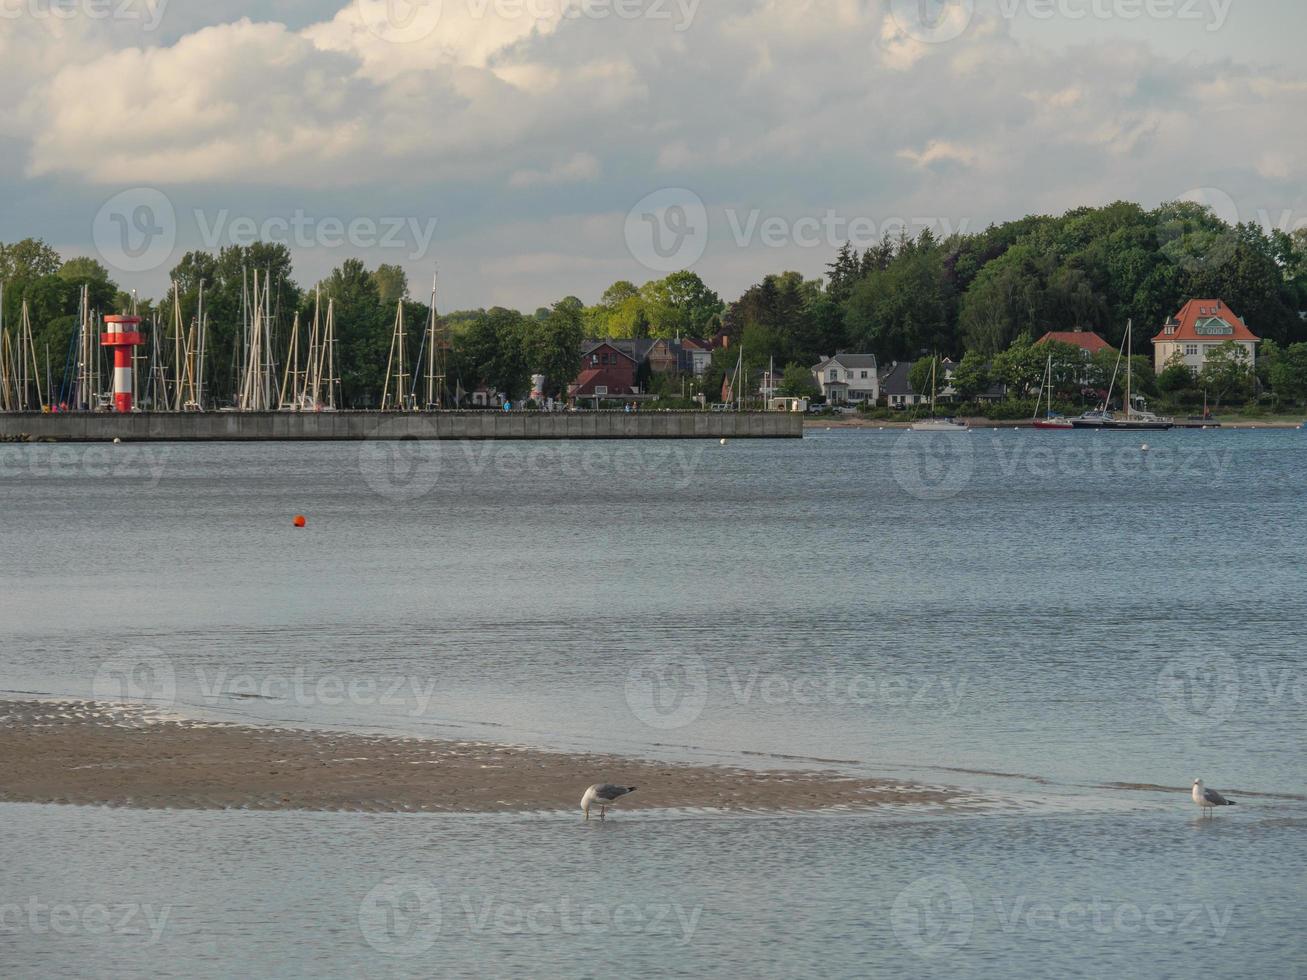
[3,428,1306,976]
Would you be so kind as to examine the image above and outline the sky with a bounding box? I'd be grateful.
[1,0,1304,310]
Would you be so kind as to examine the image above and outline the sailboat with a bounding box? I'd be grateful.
[911,358,968,431]
[1102,319,1173,430]
[1032,354,1073,429]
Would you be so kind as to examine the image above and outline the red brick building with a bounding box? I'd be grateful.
[569,341,639,401]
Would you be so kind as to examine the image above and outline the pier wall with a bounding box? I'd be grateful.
[0,411,803,442]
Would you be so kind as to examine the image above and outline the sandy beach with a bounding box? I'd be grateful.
[0,699,957,814]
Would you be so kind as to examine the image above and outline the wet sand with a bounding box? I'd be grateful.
[0,699,958,814]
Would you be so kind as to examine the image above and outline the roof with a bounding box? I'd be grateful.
[1152,300,1259,344]
[580,340,638,363]
[818,352,879,371]
[879,361,917,397]
[1036,330,1113,354]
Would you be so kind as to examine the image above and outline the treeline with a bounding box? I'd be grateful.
[3,199,1305,407]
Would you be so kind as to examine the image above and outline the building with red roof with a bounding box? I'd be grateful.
[1035,329,1114,356]
[1151,300,1260,373]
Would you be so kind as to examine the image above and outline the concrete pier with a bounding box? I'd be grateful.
[0,411,803,442]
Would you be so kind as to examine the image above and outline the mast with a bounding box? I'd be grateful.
[1124,319,1133,420]
[382,299,410,411]
[279,311,302,410]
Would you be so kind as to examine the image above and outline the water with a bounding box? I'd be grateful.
[3,428,1306,976]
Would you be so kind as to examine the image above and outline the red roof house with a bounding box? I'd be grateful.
[1035,329,1114,356]
[1151,299,1260,373]
[569,341,639,402]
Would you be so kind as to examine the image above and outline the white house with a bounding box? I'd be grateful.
[1152,300,1260,374]
[811,353,879,406]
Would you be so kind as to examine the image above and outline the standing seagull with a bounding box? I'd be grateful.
[1192,779,1236,816]
[582,784,637,821]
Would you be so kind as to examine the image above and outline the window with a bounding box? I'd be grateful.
[595,386,608,395]
[860,370,868,379]
[1185,344,1199,357]
[829,370,837,381]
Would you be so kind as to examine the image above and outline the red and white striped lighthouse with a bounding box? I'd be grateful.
[101,315,145,413]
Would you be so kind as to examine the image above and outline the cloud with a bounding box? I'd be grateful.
[509,152,601,188]
[0,0,1303,310]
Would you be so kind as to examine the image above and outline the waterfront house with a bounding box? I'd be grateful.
[677,338,713,377]
[570,341,640,402]
[811,353,879,406]
[1151,300,1260,374]
[1035,328,1113,357]
[880,361,926,408]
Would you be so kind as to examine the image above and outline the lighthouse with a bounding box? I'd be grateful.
[102,315,145,413]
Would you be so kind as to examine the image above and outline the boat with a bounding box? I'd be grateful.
[1032,354,1074,428]
[1097,320,1174,431]
[910,358,969,432]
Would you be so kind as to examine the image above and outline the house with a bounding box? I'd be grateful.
[1036,329,1114,386]
[569,341,640,402]
[677,338,713,377]
[811,353,879,406]
[1035,329,1113,357]
[1152,300,1260,374]
[880,361,927,409]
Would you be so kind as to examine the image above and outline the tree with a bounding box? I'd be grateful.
[1198,341,1253,410]
[0,238,61,281]
[459,307,530,399]
[1265,342,1307,402]
[778,362,819,399]
[991,337,1046,397]
[1157,357,1197,396]
[845,233,955,358]
[529,300,585,397]
[371,264,409,305]
[639,271,724,338]
[949,351,990,401]
[909,357,939,400]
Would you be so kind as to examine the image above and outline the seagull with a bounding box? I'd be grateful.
[581,784,637,821]
[1192,779,1236,816]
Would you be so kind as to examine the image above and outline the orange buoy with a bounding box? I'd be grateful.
[293,515,307,528]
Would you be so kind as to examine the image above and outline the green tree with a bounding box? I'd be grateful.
[778,362,819,399]
[459,307,530,399]
[371,264,409,305]
[1199,341,1254,410]
[640,271,723,338]
[528,299,585,397]
[0,238,61,281]
[949,350,990,400]
[1157,357,1197,396]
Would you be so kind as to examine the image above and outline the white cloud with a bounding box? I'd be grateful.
[0,0,1303,309]
[509,152,601,188]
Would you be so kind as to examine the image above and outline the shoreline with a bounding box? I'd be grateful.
[805,417,1305,430]
[0,699,959,814]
